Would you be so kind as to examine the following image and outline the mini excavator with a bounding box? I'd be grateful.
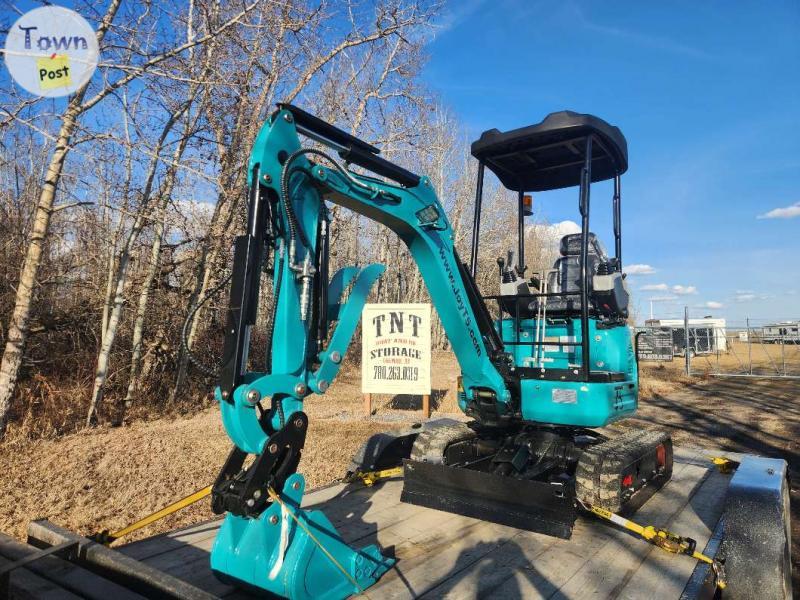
[208,104,673,598]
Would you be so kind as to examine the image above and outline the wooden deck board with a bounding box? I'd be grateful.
[117,446,732,599]
[0,554,84,600]
[419,451,703,599]
[0,532,147,600]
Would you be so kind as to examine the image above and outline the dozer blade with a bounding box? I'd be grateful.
[401,459,577,539]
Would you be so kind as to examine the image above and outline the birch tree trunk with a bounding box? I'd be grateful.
[0,97,87,437]
[86,104,187,426]
[101,94,134,341]
[0,0,125,436]
[121,108,200,415]
[0,0,259,437]
[122,200,167,415]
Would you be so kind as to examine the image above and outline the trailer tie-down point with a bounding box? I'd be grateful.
[580,501,727,589]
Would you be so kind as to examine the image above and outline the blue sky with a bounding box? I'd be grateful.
[425,0,799,325]
[3,1,797,325]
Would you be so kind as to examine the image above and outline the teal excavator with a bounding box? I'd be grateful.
[205,104,672,598]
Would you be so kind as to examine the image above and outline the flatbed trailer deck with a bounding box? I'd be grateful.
[2,446,790,599]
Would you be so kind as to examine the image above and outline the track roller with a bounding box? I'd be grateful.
[575,428,673,514]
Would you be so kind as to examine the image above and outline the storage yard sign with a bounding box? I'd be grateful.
[637,329,674,362]
[362,303,431,395]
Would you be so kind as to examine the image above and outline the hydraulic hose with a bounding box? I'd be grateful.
[181,271,233,378]
[279,147,392,253]
[264,244,284,375]
[279,162,313,250]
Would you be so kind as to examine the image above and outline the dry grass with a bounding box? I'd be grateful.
[690,338,800,375]
[0,406,407,544]
[638,362,698,400]
[0,353,694,545]
[0,353,461,544]
[1,350,796,592]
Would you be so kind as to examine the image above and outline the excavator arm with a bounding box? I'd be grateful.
[216,105,512,454]
[208,105,513,598]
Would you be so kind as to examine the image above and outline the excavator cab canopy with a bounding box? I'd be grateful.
[468,110,629,383]
[470,110,628,192]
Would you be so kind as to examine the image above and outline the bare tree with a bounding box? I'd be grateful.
[1,0,568,438]
[0,0,261,436]
[169,0,439,401]
[86,101,188,425]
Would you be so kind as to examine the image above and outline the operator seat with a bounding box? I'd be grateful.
[546,233,607,313]
[544,233,629,318]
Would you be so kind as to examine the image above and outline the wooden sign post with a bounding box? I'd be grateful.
[361,303,432,418]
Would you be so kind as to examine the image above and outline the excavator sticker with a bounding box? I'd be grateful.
[438,245,482,357]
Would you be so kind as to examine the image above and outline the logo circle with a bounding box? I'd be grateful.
[3,6,99,98]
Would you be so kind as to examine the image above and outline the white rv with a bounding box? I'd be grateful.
[762,321,800,344]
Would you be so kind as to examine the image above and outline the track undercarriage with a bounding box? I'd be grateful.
[396,421,673,538]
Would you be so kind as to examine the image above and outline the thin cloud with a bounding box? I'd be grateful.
[641,283,668,291]
[757,201,800,219]
[435,0,488,34]
[696,301,724,310]
[569,3,716,60]
[547,220,582,238]
[626,264,656,276]
[650,295,678,302]
[735,292,771,302]
[672,285,698,296]
[526,220,581,251]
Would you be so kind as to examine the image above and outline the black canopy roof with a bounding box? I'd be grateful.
[470,111,628,192]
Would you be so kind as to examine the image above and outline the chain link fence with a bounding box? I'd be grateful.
[640,310,800,379]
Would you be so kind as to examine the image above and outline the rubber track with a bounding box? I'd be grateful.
[409,421,477,464]
[575,428,672,513]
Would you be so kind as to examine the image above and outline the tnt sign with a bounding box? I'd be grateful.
[362,304,431,395]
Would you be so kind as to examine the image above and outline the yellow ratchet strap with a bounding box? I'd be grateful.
[93,485,212,545]
[345,466,403,487]
[584,503,726,590]
[709,456,740,474]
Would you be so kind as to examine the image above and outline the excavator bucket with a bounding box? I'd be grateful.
[401,459,577,539]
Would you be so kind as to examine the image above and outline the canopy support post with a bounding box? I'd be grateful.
[516,190,526,275]
[470,162,486,278]
[613,174,622,269]
[579,136,593,382]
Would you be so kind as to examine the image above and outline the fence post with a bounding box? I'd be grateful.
[781,335,786,376]
[684,306,690,375]
[747,317,752,375]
